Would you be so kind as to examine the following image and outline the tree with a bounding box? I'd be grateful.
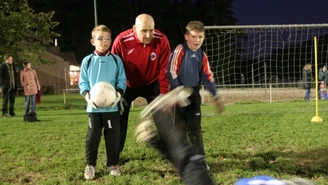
[0,0,59,65]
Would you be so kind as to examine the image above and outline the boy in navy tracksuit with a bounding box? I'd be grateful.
[79,25,126,179]
[167,21,224,168]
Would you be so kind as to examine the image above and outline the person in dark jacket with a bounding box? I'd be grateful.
[0,54,17,118]
[318,64,328,99]
[302,63,313,100]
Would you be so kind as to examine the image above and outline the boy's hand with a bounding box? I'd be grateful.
[84,92,97,109]
[113,92,127,115]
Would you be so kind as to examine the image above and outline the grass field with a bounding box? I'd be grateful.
[1,93,328,185]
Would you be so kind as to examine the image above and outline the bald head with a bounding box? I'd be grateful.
[133,14,155,44]
[135,14,154,27]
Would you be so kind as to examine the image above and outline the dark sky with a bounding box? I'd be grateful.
[232,0,328,25]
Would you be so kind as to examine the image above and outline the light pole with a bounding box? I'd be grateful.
[94,0,98,26]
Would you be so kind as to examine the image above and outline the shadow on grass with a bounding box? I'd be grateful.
[209,147,328,178]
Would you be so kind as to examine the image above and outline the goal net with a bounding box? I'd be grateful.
[203,24,328,89]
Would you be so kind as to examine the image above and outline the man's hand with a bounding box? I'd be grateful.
[215,97,224,114]
[112,91,121,106]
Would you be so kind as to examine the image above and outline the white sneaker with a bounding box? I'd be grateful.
[84,165,95,180]
[108,165,121,176]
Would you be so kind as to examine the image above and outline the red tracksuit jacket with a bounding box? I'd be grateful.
[111,29,170,94]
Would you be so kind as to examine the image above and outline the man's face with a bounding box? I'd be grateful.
[184,30,205,51]
[7,57,13,64]
[91,31,112,52]
[134,22,154,44]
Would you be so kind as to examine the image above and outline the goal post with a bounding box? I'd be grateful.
[202,24,328,89]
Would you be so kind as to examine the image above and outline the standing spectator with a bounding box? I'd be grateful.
[241,73,245,89]
[20,62,40,122]
[111,13,171,155]
[79,25,126,179]
[318,64,328,99]
[302,63,313,100]
[0,54,17,118]
[166,21,224,169]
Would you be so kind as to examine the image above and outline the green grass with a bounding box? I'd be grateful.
[1,94,328,184]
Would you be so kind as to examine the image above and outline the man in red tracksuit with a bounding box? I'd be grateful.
[111,13,170,154]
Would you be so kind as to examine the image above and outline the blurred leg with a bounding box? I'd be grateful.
[308,89,312,100]
[304,89,311,100]
[182,157,214,185]
[152,111,214,185]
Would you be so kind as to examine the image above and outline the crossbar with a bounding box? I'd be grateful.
[205,23,328,30]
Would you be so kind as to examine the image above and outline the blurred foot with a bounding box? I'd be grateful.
[135,117,157,144]
[108,165,121,176]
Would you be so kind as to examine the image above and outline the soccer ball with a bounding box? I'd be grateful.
[89,82,117,108]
